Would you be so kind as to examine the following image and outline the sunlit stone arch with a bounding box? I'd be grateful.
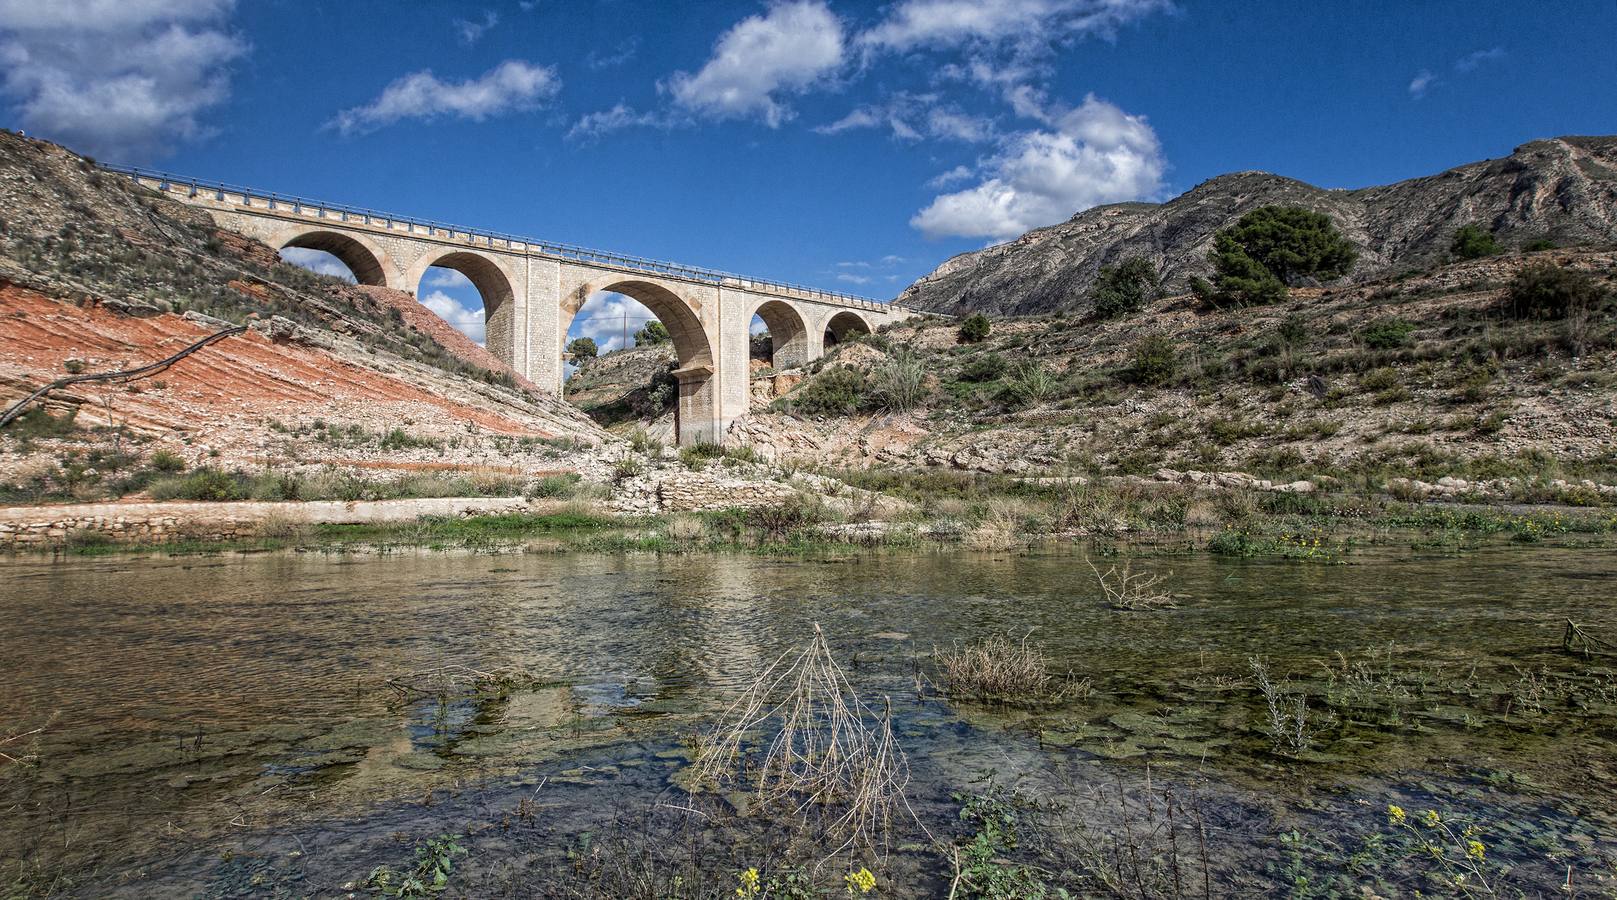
[405,249,521,363]
[747,298,812,369]
[269,225,393,288]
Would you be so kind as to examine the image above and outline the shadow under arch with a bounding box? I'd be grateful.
[274,227,390,287]
[409,250,518,366]
[562,279,717,445]
[749,299,811,369]
[824,309,872,346]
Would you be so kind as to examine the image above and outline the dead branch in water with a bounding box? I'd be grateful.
[1087,555,1177,611]
[692,624,918,859]
[1563,619,1614,658]
[384,664,536,700]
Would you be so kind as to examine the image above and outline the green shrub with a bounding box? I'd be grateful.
[379,428,440,451]
[1201,206,1356,307]
[1089,256,1159,319]
[1360,318,1416,350]
[150,467,248,501]
[566,336,598,360]
[787,365,868,416]
[1126,335,1179,386]
[611,456,644,481]
[633,320,670,346]
[1503,263,1605,320]
[1450,224,1501,260]
[3,407,79,442]
[746,494,824,540]
[958,353,1007,383]
[1523,237,1556,252]
[958,313,991,344]
[526,473,581,499]
[679,442,726,469]
[1001,360,1058,408]
[869,349,928,411]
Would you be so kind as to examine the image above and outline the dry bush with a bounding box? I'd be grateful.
[935,633,1089,704]
[964,498,1033,550]
[664,514,705,541]
[256,511,311,542]
[692,625,914,857]
[1088,556,1177,611]
[1249,656,1315,755]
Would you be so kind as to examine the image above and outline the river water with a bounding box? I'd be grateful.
[2,543,1614,896]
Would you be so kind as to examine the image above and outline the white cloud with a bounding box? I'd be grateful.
[816,92,993,142]
[586,36,640,69]
[1410,47,1505,100]
[331,60,560,135]
[454,10,499,45]
[926,164,974,187]
[858,0,1168,52]
[1454,46,1504,73]
[424,268,473,289]
[666,0,844,127]
[0,0,245,160]
[911,93,1164,241]
[421,290,486,345]
[1408,70,1436,99]
[569,291,658,354]
[836,273,873,284]
[279,247,356,283]
[566,102,670,141]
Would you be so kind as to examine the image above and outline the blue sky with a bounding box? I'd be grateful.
[3,0,1614,353]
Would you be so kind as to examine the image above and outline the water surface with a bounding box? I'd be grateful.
[2,544,1614,895]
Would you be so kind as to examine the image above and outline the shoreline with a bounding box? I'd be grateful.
[3,489,1611,559]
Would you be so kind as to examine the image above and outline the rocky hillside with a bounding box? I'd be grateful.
[736,247,1617,503]
[0,132,612,500]
[900,136,1617,316]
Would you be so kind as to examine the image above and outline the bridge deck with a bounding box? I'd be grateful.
[103,164,893,312]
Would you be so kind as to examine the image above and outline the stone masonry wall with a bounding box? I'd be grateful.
[0,497,535,549]
[609,469,800,515]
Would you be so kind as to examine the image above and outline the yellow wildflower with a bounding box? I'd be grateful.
[736,867,760,898]
[1467,839,1486,862]
[1387,804,1406,826]
[845,867,877,894]
[1422,809,1442,827]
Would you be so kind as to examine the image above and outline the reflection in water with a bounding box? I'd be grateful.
[1,545,1615,893]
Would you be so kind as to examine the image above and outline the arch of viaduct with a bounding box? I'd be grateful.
[118,170,912,445]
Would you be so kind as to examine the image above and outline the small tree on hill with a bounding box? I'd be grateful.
[1503,263,1605,320]
[566,336,597,360]
[634,320,670,346]
[1089,256,1160,319]
[1200,206,1357,308]
[958,313,991,343]
[1450,224,1502,260]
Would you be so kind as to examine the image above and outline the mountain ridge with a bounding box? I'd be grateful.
[898,135,1617,316]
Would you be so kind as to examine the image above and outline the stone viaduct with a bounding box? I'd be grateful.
[109,167,912,445]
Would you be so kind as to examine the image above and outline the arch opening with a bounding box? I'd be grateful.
[413,251,515,362]
[561,280,715,445]
[278,247,358,283]
[279,230,387,287]
[750,300,810,370]
[824,310,872,348]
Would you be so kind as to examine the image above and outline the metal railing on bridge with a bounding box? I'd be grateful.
[99,164,894,311]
